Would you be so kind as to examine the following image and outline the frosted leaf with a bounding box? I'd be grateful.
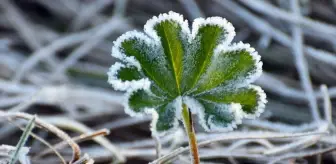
[190,42,263,95]
[191,16,235,45]
[111,30,179,96]
[151,97,182,136]
[107,62,150,91]
[181,16,236,93]
[108,11,267,136]
[125,87,182,136]
[196,85,267,119]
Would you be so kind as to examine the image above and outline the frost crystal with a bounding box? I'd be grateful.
[107,62,151,91]
[107,11,267,135]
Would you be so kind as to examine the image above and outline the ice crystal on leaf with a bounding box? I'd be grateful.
[108,11,267,136]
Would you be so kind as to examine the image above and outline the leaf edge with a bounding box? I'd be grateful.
[183,85,267,132]
[124,87,182,137]
[191,16,236,46]
[107,62,151,91]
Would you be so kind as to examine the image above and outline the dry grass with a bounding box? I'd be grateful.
[0,0,336,163]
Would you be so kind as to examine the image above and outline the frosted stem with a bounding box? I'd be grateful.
[181,103,200,164]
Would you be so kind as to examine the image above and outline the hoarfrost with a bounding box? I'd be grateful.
[144,11,190,42]
[243,85,267,119]
[150,96,182,137]
[108,11,267,134]
[183,96,210,131]
[123,87,182,137]
[192,16,235,45]
[205,102,242,132]
[107,62,151,91]
[111,30,153,69]
[123,88,153,117]
[214,41,263,89]
[183,97,244,132]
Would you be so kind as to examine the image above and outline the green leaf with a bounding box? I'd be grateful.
[196,85,264,115]
[154,100,180,133]
[152,20,185,93]
[108,12,266,135]
[181,18,234,93]
[116,64,142,81]
[196,99,236,131]
[127,89,180,134]
[108,62,171,97]
[10,116,36,164]
[127,89,169,114]
[119,32,178,96]
[190,43,260,95]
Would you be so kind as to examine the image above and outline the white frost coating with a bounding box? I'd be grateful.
[202,85,267,131]
[124,89,182,137]
[183,96,201,115]
[170,127,185,147]
[206,103,243,132]
[111,30,154,69]
[145,108,159,137]
[151,97,182,137]
[229,103,244,125]
[123,88,153,118]
[242,85,267,119]
[214,41,263,88]
[107,62,151,91]
[183,95,266,132]
[183,97,244,132]
[144,11,190,42]
[110,11,267,135]
[192,16,235,45]
[173,96,183,120]
[183,96,210,131]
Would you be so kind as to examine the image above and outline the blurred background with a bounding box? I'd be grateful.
[0,0,336,163]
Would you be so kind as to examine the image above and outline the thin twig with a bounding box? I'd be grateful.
[36,129,109,159]
[44,116,125,163]
[321,85,333,125]
[268,146,336,164]
[239,0,336,38]
[152,135,162,160]
[264,122,328,155]
[70,0,114,30]
[12,30,93,82]
[0,111,81,163]
[150,131,326,163]
[289,0,320,122]
[0,0,42,50]
[8,119,67,164]
[177,0,204,19]
[48,16,128,82]
[216,0,336,67]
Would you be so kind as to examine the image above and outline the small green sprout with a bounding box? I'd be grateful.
[108,11,267,163]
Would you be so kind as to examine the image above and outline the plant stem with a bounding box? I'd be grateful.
[181,103,200,164]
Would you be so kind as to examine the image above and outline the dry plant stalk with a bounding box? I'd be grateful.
[0,0,335,163]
